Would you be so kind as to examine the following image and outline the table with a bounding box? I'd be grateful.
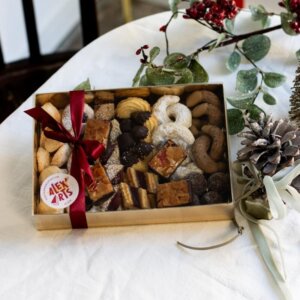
[0,10,299,300]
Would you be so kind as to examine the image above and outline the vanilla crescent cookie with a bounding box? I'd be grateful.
[166,103,192,128]
[51,144,72,167]
[152,95,180,124]
[62,103,94,131]
[41,102,61,123]
[152,123,195,149]
[37,147,50,173]
[116,97,151,119]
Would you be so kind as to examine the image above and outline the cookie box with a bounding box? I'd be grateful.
[30,84,234,230]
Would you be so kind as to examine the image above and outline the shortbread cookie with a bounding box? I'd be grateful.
[114,87,150,98]
[37,147,50,173]
[40,131,63,153]
[51,144,71,167]
[36,200,64,214]
[94,103,115,120]
[39,166,67,185]
[116,97,151,119]
[84,119,111,147]
[41,102,61,123]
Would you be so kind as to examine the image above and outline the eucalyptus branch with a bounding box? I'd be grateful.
[193,24,282,56]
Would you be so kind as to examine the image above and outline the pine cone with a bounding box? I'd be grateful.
[237,114,300,176]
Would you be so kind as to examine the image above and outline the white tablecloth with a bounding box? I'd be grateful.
[0,11,299,300]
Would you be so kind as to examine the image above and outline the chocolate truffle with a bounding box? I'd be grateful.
[121,150,139,167]
[117,133,135,152]
[135,141,154,158]
[208,172,229,194]
[132,125,148,140]
[119,119,132,132]
[131,111,151,125]
[185,173,207,196]
[201,191,224,205]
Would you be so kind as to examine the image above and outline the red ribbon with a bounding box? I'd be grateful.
[25,90,105,228]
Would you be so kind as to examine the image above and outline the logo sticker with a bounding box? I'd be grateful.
[40,173,79,209]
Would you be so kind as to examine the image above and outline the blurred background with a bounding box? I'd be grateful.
[0,0,282,122]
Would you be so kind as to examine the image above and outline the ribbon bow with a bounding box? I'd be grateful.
[26,90,105,228]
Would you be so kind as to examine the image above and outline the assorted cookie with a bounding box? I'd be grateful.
[35,87,230,214]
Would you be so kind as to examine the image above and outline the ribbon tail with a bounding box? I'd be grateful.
[239,199,292,300]
[69,146,88,229]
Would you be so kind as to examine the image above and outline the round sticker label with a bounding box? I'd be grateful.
[40,173,79,209]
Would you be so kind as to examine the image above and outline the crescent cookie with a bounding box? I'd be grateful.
[144,115,158,143]
[167,103,192,128]
[152,95,180,124]
[62,103,94,131]
[37,147,50,173]
[152,123,195,149]
[51,144,72,167]
[41,102,61,123]
[116,97,151,119]
[37,200,64,215]
[40,131,63,153]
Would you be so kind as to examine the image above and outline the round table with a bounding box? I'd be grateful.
[0,11,299,300]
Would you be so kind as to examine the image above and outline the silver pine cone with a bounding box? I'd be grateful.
[237,114,300,176]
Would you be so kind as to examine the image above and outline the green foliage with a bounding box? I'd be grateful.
[132,64,145,87]
[74,78,91,90]
[225,18,235,34]
[245,200,272,220]
[296,49,300,60]
[169,0,181,14]
[146,67,175,85]
[227,109,245,135]
[139,74,149,86]
[249,4,270,28]
[149,47,160,62]
[226,51,241,72]
[247,104,265,120]
[242,34,271,62]
[263,92,277,105]
[236,69,258,93]
[164,53,190,70]
[227,93,256,109]
[263,72,286,88]
[189,59,209,83]
[176,68,194,84]
[209,33,226,52]
[281,12,298,36]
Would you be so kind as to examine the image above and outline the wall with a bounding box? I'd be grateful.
[0,0,80,63]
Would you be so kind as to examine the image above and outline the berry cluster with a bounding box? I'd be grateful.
[279,0,300,33]
[184,0,239,28]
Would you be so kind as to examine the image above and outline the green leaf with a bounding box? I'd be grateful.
[236,69,258,93]
[149,47,160,63]
[225,18,234,34]
[242,34,271,62]
[226,51,241,72]
[146,67,175,85]
[74,78,91,91]
[227,109,245,135]
[281,12,298,36]
[209,33,226,52]
[176,68,194,84]
[139,74,149,86]
[163,53,190,70]
[247,104,265,120]
[263,72,286,88]
[249,4,270,28]
[169,0,181,14]
[189,59,209,83]
[263,92,277,105]
[296,49,300,60]
[132,64,145,87]
[227,93,256,109]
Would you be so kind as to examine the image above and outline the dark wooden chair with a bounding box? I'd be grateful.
[0,0,99,122]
